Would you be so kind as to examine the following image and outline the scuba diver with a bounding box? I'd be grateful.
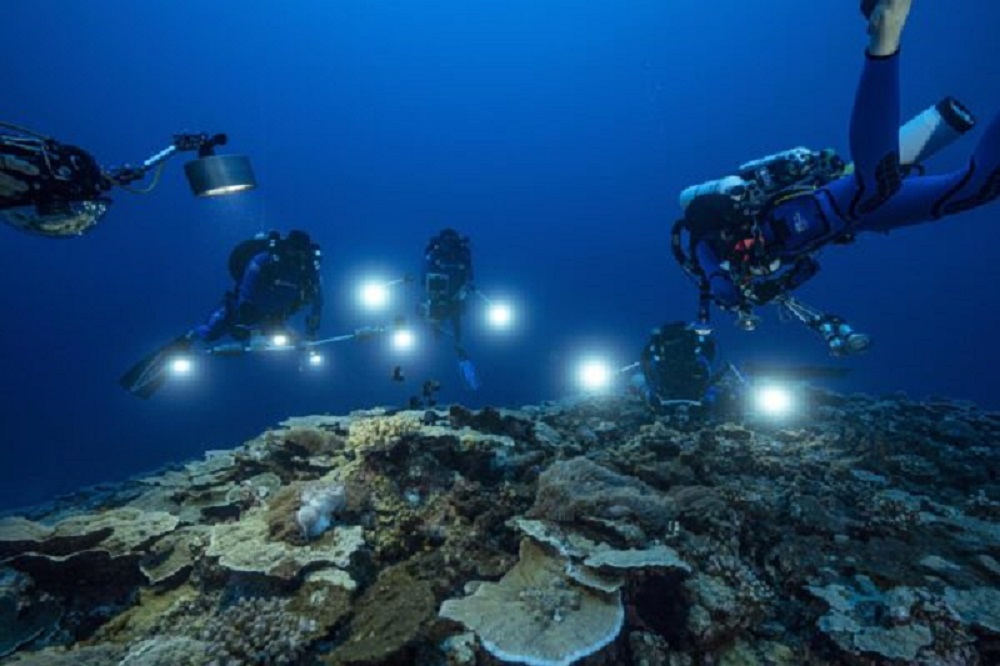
[0,123,254,237]
[634,321,851,420]
[639,321,718,405]
[672,0,999,355]
[634,321,742,417]
[120,230,322,398]
[419,228,480,390]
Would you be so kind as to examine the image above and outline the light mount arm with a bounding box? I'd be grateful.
[105,132,255,196]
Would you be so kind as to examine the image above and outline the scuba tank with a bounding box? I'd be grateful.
[228,235,272,281]
[898,96,976,167]
[679,96,976,214]
[678,175,747,212]
[679,148,847,214]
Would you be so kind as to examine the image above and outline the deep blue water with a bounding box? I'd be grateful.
[2,1,999,509]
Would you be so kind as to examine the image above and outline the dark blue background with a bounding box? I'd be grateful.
[2,1,998,509]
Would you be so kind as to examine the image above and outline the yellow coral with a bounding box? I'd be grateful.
[347,414,421,453]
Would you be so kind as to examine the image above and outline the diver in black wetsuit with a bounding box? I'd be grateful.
[639,322,718,405]
[630,321,750,421]
[419,229,480,390]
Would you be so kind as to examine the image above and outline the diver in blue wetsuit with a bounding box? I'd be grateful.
[420,228,480,390]
[190,230,323,343]
[120,230,322,398]
[674,0,1000,355]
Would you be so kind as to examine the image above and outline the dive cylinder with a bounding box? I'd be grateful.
[898,96,976,166]
[679,96,976,212]
[679,175,746,211]
[679,148,835,212]
[739,147,815,176]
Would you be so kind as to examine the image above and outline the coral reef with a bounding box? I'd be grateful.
[0,391,998,665]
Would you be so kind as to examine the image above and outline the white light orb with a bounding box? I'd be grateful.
[359,281,390,311]
[392,329,416,352]
[755,385,794,417]
[578,359,613,392]
[487,302,513,329]
[170,357,193,376]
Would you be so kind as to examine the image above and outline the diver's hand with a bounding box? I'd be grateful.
[867,0,912,57]
[750,280,783,304]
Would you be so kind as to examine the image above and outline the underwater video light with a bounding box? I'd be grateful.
[752,384,795,418]
[180,133,256,197]
[307,351,324,367]
[169,357,193,376]
[271,334,290,348]
[577,358,613,393]
[486,301,514,330]
[184,156,256,197]
[392,328,416,352]
[359,280,391,312]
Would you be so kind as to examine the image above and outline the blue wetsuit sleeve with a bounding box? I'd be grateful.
[237,252,276,305]
[695,241,740,308]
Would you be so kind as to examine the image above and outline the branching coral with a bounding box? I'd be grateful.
[195,596,316,665]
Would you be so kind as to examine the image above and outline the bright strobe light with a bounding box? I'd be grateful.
[308,351,324,367]
[392,328,416,352]
[577,358,613,393]
[359,280,391,312]
[753,384,794,418]
[486,301,514,330]
[170,357,193,376]
[271,334,290,348]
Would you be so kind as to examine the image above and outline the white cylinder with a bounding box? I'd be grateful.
[739,147,812,172]
[679,175,746,211]
[899,97,976,166]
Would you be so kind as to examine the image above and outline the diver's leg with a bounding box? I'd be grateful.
[192,304,230,342]
[850,112,1000,232]
[932,112,1000,217]
[825,0,913,219]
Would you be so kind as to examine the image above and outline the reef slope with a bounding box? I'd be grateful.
[2,390,1000,665]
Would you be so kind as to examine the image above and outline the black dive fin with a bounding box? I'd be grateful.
[119,335,193,399]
